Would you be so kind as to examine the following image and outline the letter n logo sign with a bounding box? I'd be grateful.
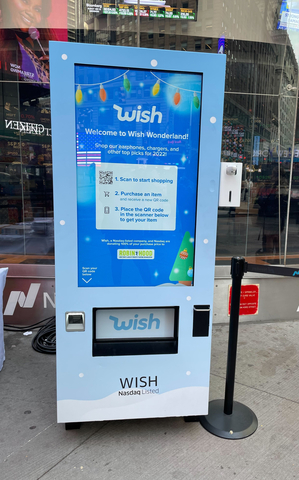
[4,284,41,316]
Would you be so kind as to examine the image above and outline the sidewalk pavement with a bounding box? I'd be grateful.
[1,319,299,480]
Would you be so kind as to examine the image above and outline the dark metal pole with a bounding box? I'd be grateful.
[224,256,246,415]
[199,256,258,438]
[199,257,296,438]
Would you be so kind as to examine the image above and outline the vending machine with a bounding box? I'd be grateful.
[50,42,226,426]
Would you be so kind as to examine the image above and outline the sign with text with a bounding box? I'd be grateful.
[103,3,118,14]
[100,2,196,19]
[134,5,149,16]
[86,2,103,14]
[277,1,299,31]
[95,307,175,339]
[75,64,202,287]
[119,4,134,15]
[150,7,165,18]
[96,163,177,230]
[228,284,260,316]
[0,0,67,84]
[180,8,196,19]
[165,7,180,18]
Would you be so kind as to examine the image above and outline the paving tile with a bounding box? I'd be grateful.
[211,320,299,403]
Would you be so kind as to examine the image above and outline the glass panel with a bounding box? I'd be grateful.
[79,0,296,46]
[286,93,299,265]
[216,34,298,265]
[0,78,24,261]
[95,307,176,339]
[20,82,54,261]
[0,79,54,263]
[0,0,298,269]
[0,0,67,264]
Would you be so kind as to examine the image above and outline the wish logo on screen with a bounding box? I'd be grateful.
[113,104,162,124]
[109,314,160,331]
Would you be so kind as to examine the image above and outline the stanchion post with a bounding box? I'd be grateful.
[199,256,258,439]
[198,257,298,438]
[224,256,246,415]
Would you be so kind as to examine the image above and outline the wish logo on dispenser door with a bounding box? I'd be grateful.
[95,307,175,339]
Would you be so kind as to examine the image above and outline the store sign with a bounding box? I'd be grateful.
[228,284,259,316]
[95,308,175,339]
[251,149,296,159]
[3,278,55,323]
[5,120,51,137]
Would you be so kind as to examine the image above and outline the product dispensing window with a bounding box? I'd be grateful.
[50,42,226,425]
[93,306,179,356]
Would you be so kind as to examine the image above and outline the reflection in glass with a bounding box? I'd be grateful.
[0,81,54,262]
[1,0,299,269]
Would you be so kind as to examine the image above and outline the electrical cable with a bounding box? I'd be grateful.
[31,316,56,354]
[4,316,54,332]
[4,316,56,354]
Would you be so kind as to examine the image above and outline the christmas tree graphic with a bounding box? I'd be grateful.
[169,231,194,285]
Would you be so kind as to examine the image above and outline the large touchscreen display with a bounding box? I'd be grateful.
[75,64,202,287]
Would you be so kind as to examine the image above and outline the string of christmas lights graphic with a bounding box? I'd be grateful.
[75,70,201,108]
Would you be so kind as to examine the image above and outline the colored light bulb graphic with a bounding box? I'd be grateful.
[174,89,181,105]
[75,85,83,104]
[99,84,107,102]
[193,92,200,109]
[123,74,131,92]
[152,80,160,96]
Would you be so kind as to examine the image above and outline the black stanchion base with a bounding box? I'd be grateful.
[199,399,258,440]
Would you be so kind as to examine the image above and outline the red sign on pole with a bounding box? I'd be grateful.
[228,284,259,316]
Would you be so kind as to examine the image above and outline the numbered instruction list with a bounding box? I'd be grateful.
[96,163,177,231]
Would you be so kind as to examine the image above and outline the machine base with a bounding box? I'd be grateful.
[65,422,81,430]
[184,416,201,422]
[199,399,258,439]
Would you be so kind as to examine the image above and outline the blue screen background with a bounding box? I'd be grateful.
[75,65,202,287]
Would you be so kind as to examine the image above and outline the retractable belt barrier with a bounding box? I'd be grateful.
[199,256,299,440]
[246,262,299,277]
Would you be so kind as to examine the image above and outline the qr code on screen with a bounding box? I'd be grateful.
[99,171,113,184]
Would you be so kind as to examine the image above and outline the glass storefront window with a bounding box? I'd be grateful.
[0,80,53,262]
[0,0,67,264]
[0,0,298,268]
